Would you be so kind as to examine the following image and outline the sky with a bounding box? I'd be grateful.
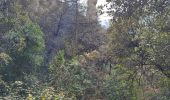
[96,0,112,28]
[80,0,112,28]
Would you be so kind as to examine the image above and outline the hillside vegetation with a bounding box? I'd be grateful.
[0,0,170,100]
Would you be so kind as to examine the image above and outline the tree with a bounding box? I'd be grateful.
[0,13,45,81]
[48,51,93,99]
[105,0,170,79]
[101,0,170,99]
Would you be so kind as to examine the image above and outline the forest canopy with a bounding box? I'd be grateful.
[0,0,170,100]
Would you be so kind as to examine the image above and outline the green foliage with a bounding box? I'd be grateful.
[49,51,93,99]
[11,21,45,66]
[104,65,139,100]
[0,0,170,99]
[0,78,10,97]
[0,14,45,81]
[49,50,65,70]
[0,53,12,67]
[104,0,170,99]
